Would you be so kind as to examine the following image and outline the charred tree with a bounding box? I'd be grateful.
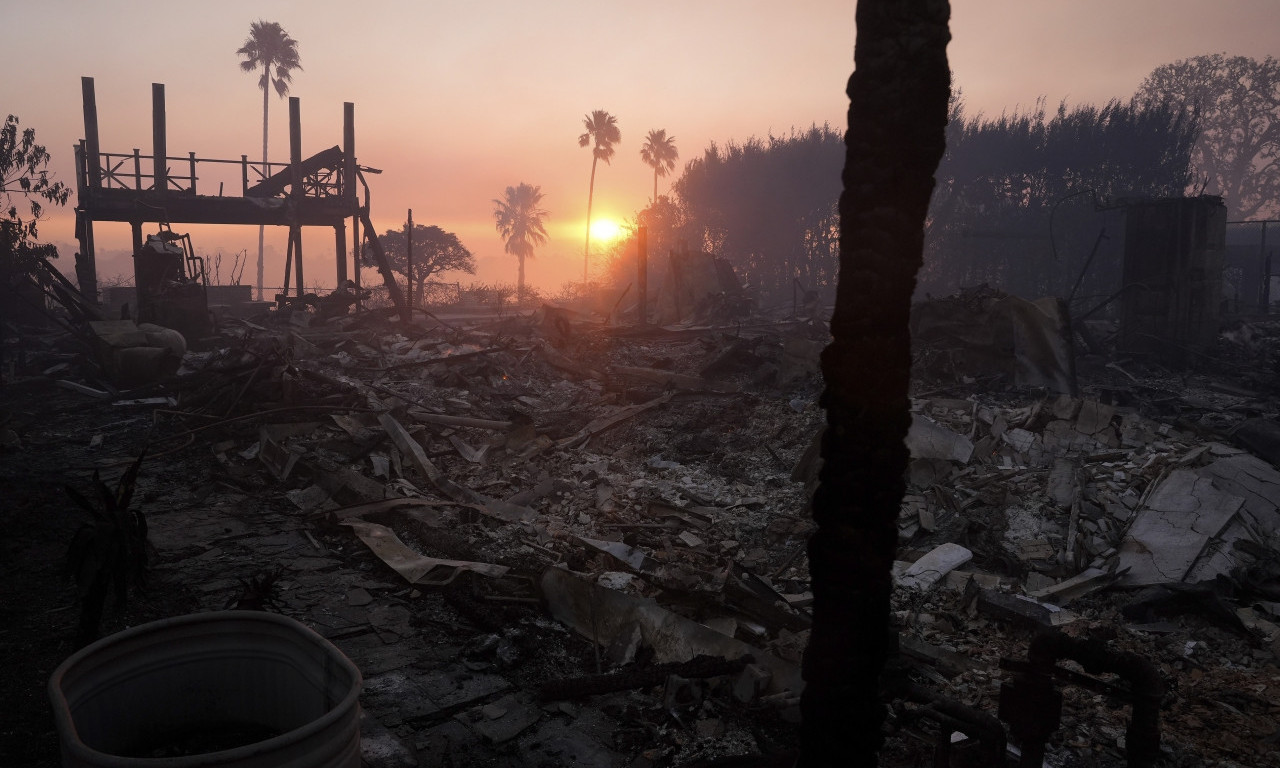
[799,2,950,767]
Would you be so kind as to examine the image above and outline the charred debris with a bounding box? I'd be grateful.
[4,239,1280,767]
[1,74,1277,768]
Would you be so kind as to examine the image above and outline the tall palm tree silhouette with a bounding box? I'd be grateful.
[237,20,301,301]
[492,183,549,303]
[578,110,620,282]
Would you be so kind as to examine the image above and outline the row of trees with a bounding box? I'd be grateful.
[235,20,689,305]
[479,112,680,301]
[920,95,1198,299]
[578,111,679,279]
[305,53,1280,309]
[600,54,1280,306]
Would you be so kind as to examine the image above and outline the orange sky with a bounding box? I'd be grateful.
[6,0,1280,294]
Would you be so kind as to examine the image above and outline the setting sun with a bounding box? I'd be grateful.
[590,218,623,243]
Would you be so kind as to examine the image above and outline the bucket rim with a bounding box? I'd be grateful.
[47,610,362,767]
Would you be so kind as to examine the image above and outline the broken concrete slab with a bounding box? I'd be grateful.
[1026,567,1113,605]
[1118,469,1248,586]
[975,588,1078,628]
[1198,453,1280,538]
[1075,399,1116,437]
[896,542,973,592]
[906,414,974,464]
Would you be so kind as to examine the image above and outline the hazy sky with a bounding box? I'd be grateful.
[5,0,1279,292]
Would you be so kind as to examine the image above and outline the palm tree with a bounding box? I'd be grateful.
[798,2,951,766]
[639,129,679,204]
[237,20,301,301]
[492,183,548,303]
[577,110,620,282]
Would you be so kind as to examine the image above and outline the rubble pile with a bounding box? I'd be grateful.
[4,301,1280,767]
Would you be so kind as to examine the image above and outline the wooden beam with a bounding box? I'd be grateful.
[335,222,347,284]
[289,96,303,296]
[151,83,166,193]
[80,77,101,190]
[344,101,356,292]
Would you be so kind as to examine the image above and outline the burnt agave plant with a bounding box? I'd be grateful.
[65,453,148,647]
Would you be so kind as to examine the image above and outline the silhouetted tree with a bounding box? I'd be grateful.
[639,129,679,204]
[492,183,549,302]
[1,114,69,267]
[2,114,70,327]
[237,20,301,300]
[922,96,1198,299]
[578,110,620,280]
[799,2,950,766]
[376,223,475,307]
[1136,53,1280,220]
[673,126,844,302]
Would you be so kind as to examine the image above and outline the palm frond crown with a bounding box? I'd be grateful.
[492,183,549,259]
[578,110,621,164]
[640,129,679,177]
[237,20,302,98]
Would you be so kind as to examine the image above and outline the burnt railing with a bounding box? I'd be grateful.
[76,142,347,199]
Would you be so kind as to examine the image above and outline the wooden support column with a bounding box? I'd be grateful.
[352,213,361,294]
[81,78,102,190]
[78,78,101,300]
[289,96,303,296]
[131,222,144,256]
[342,102,355,286]
[406,208,414,310]
[152,83,167,193]
[335,223,346,286]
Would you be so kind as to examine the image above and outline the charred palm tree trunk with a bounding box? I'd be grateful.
[799,2,950,767]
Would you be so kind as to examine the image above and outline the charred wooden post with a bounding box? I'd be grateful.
[799,2,951,766]
[352,214,361,297]
[334,223,346,286]
[77,78,101,300]
[406,208,414,311]
[289,96,304,297]
[80,78,101,190]
[151,84,167,193]
[341,102,356,286]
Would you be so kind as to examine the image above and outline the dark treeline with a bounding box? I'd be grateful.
[672,126,844,304]
[612,94,1200,308]
[605,126,843,308]
[923,96,1198,301]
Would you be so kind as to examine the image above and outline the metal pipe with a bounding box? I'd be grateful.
[1003,632,1164,768]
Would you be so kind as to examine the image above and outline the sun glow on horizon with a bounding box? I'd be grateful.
[589,218,623,243]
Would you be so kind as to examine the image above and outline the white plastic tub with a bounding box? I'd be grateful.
[48,611,361,767]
